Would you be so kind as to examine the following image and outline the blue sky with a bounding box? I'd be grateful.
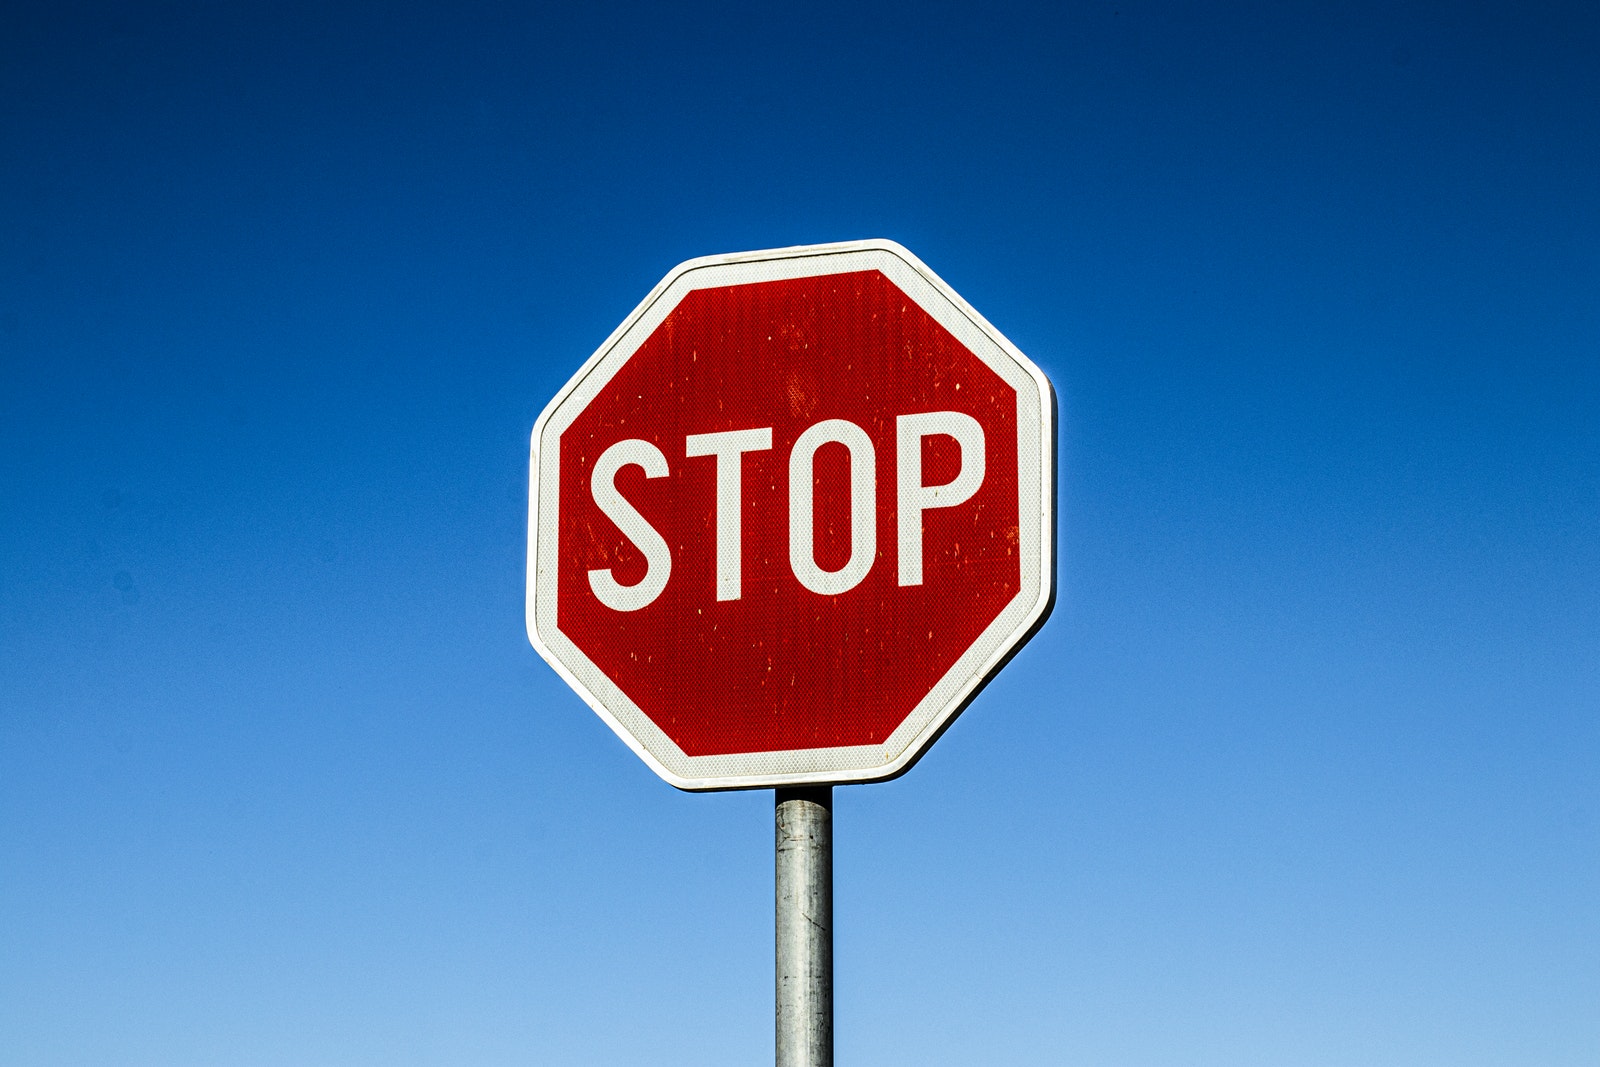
[2,2,1596,1064]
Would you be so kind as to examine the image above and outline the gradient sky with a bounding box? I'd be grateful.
[2,3,1596,1065]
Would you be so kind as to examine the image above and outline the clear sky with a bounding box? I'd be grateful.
[2,3,1596,1064]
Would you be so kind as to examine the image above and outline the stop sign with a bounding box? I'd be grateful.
[526,240,1054,790]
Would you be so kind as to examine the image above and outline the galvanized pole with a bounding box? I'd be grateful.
[775,786,832,1067]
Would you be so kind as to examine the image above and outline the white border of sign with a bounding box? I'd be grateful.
[527,239,1055,790]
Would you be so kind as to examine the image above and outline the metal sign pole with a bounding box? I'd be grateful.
[775,786,832,1067]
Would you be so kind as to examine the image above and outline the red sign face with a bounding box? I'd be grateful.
[527,241,1053,789]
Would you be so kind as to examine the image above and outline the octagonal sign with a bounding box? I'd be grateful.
[527,240,1054,790]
